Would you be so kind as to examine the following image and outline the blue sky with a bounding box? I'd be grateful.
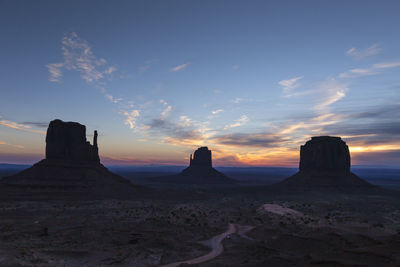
[1,0,400,166]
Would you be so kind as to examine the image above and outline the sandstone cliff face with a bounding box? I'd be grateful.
[45,119,100,163]
[299,136,350,173]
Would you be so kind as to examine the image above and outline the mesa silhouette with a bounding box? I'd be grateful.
[149,147,235,184]
[276,136,375,190]
[0,119,142,200]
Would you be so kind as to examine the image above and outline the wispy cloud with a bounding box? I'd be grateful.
[0,141,24,149]
[104,66,117,75]
[170,62,191,72]
[138,59,157,74]
[346,44,382,59]
[51,32,107,83]
[0,119,46,135]
[279,76,303,92]
[46,63,64,82]
[223,115,249,130]
[161,105,172,118]
[207,109,224,119]
[339,61,400,78]
[105,94,122,103]
[212,109,223,115]
[373,62,400,69]
[232,64,240,70]
[21,121,49,128]
[313,79,348,111]
[48,32,119,103]
[122,109,140,129]
[160,99,172,118]
[232,98,243,104]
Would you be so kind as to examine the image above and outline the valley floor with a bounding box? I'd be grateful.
[0,189,400,266]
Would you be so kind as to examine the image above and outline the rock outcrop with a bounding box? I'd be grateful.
[277,136,374,190]
[150,147,235,184]
[0,119,143,200]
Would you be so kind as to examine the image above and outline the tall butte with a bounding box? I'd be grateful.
[179,147,235,184]
[278,136,374,189]
[0,119,142,199]
[150,147,235,184]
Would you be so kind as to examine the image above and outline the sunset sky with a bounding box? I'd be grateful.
[1,1,400,167]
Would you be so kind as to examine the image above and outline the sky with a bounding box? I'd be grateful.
[1,0,400,167]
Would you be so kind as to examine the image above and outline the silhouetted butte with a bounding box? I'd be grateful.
[277,136,375,190]
[151,147,235,184]
[0,119,142,199]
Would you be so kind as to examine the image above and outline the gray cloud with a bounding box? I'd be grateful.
[349,104,400,120]
[211,133,287,148]
[145,118,203,141]
[21,121,49,128]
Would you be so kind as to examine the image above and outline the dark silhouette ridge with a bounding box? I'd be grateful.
[149,147,235,184]
[275,136,376,190]
[0,119,144,200]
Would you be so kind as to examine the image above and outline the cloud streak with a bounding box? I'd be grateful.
[0,119,46,135]
[0,141,24,149]
[313,79,348,112]
[170,62,191,72]
[223,115,249,130]
[279,76,303,92]
[346,44,382,59]
[339,61,400,78]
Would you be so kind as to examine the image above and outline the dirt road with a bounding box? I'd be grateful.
[160,223,239,267]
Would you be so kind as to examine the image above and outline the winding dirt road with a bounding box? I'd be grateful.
[160,223,254,267]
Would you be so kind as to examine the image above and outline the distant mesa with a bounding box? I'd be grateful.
[150,147,235,184]
[0,119,142,200]
[277,136,375,189]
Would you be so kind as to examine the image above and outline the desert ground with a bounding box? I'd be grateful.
[0,187,399,267]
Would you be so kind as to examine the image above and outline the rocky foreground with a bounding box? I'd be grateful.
[0,190,399,266]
